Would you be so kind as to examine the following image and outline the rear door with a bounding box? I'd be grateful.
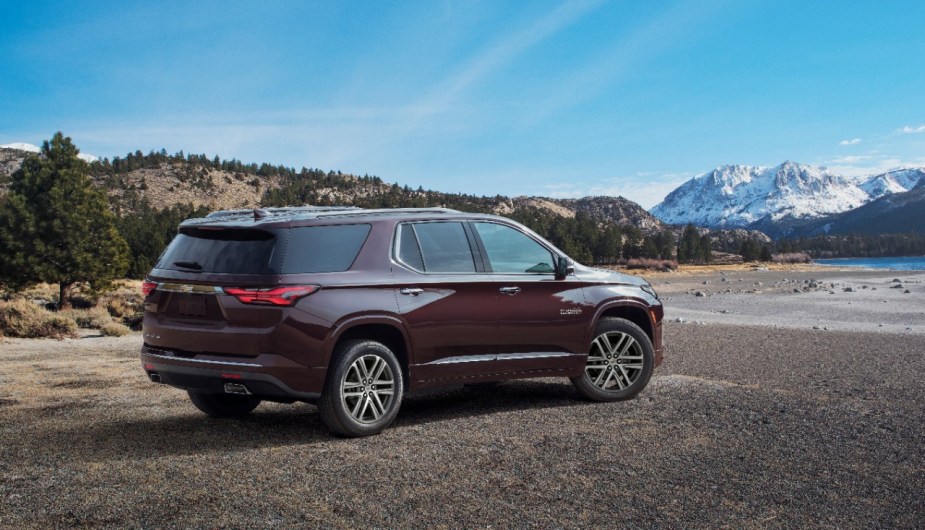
[392,221,500,385]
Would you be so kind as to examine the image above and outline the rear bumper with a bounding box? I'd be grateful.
[140,345,323,401]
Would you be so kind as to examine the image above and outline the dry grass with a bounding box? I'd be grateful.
[612,261,828,278]
[99,281,144,329]
[60,307,113,329]
[100,322,131,337]
[0,299,79,339]
[623,258,679,271]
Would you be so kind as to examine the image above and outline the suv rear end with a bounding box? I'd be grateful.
[141,208,376,403]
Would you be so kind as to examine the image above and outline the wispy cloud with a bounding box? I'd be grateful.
[896,124,925,134]
[829,155,871,164]
[839,138,861,145]
[824,155,918,178]
[540,172,694,209]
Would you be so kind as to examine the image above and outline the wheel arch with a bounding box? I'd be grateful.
[589,300,655,347]
[326,315,412,390]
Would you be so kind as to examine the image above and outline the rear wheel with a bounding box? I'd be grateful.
[571,318,654,402]
[187,390,261,418]
[319,339,404,437]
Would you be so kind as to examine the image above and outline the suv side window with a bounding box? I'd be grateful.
[399,222,476,273]
[473,222,556,274]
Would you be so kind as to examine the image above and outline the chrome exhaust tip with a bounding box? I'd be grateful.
[224,382,251,395]
[148,373,161,383]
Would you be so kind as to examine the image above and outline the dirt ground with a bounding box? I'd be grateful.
[1,268,923,528]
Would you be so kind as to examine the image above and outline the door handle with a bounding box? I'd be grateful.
[400,287,424,296]
[499,286,521,295]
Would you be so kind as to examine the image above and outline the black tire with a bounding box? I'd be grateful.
[571,318,654,402]
[319,339,404,437]
[187,390,261,418]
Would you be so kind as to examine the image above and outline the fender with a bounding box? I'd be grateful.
[585,297,655,348]
[324,312,414,366]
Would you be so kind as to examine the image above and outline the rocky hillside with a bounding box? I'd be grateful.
[0,145,665,233]
[783,184,925,237]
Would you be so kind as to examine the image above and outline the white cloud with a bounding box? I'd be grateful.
[897,124,925,134]
[542,172,693,209]
[839,138,861,145]
[824,155,916,178]
[829,155,871,164]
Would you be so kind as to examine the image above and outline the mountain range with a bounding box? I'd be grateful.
[651,162,925,237]
[2,142,921,241]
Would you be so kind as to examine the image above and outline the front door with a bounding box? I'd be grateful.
[470,221,589,376]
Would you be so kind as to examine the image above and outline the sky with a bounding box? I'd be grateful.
[2,1,924,208]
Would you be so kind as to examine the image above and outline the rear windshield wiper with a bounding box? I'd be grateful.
[173,260,203,270]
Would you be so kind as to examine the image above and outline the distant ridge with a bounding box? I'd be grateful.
[0,143,664,233]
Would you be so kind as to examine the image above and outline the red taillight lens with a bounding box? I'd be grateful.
[223,285,320,306]
[142,280,158,297]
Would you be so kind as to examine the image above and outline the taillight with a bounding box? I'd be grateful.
[223,285,320,306]
[142,280,158,297]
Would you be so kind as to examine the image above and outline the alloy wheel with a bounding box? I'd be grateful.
[585,331,645,391]
[341,354,396,424]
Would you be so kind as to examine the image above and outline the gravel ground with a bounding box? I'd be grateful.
[2,270,924,528]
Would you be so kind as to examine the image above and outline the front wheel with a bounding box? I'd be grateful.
[571,318,654,402]
[319,339,404,437]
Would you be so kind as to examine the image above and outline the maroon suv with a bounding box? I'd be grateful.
[141,207,664,436]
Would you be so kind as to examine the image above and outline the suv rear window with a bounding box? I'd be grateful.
[157,228,277,274]
[156,224,370,274]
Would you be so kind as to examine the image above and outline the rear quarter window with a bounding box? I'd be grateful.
[282,224,371,273]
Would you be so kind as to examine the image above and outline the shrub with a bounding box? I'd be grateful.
[100,322,131,337]
[102,286,143,318]
[772,252,812,264]
[624,258,679,272]
[60,307,113,329]
[0,300,79,339]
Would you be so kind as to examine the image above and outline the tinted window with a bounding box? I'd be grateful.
[412,222,476,273]
[282,224,371,273]
[397,224,425,271]
[157,228,277,274]
[473,222,555,274]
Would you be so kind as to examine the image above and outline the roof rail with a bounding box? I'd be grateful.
[204,206,361,220]
[314,207,461,218]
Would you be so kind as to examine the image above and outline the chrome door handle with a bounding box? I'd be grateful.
[400,288,424,296]
[499,286,521,295]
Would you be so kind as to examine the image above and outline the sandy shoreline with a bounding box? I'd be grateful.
[636,267,925,335]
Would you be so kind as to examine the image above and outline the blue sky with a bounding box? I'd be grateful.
[2,1,924,208]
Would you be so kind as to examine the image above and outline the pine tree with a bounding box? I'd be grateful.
[0,132,130,308]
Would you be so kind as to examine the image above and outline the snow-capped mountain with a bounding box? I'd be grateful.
[0,142,40,153]
[858,168,925,197]
[651,162,925,232]
[1,142,98,162]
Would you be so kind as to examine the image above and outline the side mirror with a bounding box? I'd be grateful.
[556,257,574,279]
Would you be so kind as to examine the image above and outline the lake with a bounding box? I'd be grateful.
[814,256,925,271]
